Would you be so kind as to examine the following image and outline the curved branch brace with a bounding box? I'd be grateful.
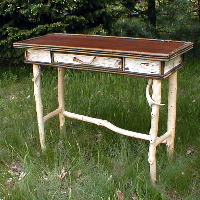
[146,79,165,107]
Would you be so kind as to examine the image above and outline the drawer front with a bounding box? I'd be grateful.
[125,58,161,74]
[53,53,122,69]
[26,49,51,63]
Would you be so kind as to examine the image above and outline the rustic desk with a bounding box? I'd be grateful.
[13,33,193,183]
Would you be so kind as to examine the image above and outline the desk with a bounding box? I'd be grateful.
[13,33,193,183]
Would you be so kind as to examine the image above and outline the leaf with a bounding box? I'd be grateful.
[7,161,23,177]
[8,170,20,176]
[5,178,14,187]
[116,190,124,200]
[132,192,138,200]
[18,172,27,181]
[107,174,113,181]
[186,146,195,155]
[77,169,82,177]
[57,168,67,179]
[58,140,64,149]
[42,170,49,181]
[9,162,22,172]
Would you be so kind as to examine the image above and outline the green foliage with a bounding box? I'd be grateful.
[111,17,158,38]
[156,0,200,56]
[172,22,200,56]
[0,0,119,61]
[111,0,200,56]
[157,0,193,33]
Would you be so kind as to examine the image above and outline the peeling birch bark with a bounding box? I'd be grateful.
[148,79,162,183]
[27,49,51,63]
[166,71,177,158]
[125,58,160,74]
[33,64,46,151]
[58,67,65,130]
[53,53,122,69]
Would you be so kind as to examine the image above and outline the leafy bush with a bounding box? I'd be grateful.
[111,17,158,38]
[0,0,118,63]
[157,0,200,56]
[172,23,200,57]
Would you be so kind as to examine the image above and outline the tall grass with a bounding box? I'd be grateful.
[0,59,199,199]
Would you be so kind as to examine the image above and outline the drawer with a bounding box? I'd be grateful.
[26,49,51,63]
[125,58,161,74]
[53,52,122,69]
[124,55,182,75]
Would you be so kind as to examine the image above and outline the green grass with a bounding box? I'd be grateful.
[0,59,200,199]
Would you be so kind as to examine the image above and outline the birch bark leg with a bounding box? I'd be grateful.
[166,71,177,158]
[33,64,46,151]
[148,79,162,184]
[58,67,65,131]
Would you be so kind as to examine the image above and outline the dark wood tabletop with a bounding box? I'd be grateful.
[13,33,193,61]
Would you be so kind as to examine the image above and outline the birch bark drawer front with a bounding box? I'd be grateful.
[26,49,51,63]
[124,55,182,74]
[125,58,160,74]
[53,52,122,69]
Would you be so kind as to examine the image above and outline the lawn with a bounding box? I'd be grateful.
[0,58,199,199]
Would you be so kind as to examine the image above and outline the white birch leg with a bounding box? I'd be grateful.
[58,67,65,131]
[33,64,46,151]
[148,79,162,183]
[166,71,177,158]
